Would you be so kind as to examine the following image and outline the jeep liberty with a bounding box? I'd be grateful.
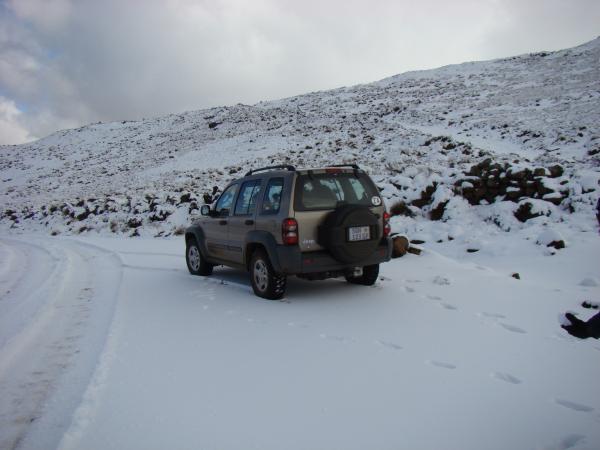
[185,164,392,299]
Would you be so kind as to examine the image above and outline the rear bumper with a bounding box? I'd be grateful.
[273,238,392,275]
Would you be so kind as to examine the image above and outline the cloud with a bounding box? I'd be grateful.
[476,0,600,58]
[0,96,35,144]
[7,0,71,31]
[0,0,598,144]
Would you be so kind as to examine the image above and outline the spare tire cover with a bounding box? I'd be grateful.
[318,205,380,264]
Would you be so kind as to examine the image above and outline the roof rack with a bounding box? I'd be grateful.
[245,164,296,177]
[325,164,361,170]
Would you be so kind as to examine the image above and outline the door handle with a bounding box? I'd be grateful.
[219,220,227,225]
[245,219,254,226]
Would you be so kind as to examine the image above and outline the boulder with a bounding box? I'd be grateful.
[548,165,564,178]
[391,235,410,258]
[514,202,544,222]
[389,201,415,217]
[430,200,448,221]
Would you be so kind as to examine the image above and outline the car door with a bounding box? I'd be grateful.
[203,183,238,260]
[227,179,262,265]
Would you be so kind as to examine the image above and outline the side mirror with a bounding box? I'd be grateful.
[201,205,211,216]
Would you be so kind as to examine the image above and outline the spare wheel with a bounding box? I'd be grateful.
[318,204,380,264]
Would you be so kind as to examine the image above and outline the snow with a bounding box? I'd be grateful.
[536,228,565,246]
[1,37,600,450]
[0,235,598,450]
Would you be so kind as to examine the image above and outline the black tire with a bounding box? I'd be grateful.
[318,205,380,264]
[345,264,379,286]
[250,249,286,300]
[186,238,213,276]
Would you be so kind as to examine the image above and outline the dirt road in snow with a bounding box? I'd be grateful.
[1,236,599,450]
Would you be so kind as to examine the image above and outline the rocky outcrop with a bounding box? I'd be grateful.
[454,160,568,208]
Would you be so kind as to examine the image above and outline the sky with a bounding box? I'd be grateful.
[0,0,599,145]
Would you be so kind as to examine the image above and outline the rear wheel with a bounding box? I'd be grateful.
[250,250,286,300]
[345,264,379,286]
[186,238,213,276]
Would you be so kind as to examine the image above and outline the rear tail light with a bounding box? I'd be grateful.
[282,218,298,245]
[383,211,391,237]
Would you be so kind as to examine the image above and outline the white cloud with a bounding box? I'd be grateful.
[7,0,71,31]
[0,96,36,145]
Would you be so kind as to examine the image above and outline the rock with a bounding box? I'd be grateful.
[391,235,410,258]
[548,164,564,178]
[407,246,422,256]
[389,201,415,217]
[430,200,448,221]
[547,240,565,250]
[466,248,479,253]
[511,273,521,280]
[179,193,192,203]
[149,210,171,222]
[514,202,543,222]
[536,229,565,249]
[127,217,142,228]
[411,183,438,208]
[582,301,599,309]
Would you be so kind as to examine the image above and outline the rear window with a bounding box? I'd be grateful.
[294,173,380,211]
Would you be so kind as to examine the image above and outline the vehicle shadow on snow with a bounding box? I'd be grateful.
[210,266,375,303]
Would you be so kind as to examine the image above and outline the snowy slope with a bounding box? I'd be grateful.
[1,37,599,237]
[0,38,599,450]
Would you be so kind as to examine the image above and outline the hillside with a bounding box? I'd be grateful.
[1,37,599,239]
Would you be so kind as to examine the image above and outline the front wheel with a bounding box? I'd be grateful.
[345,264,379,286]
[186,239,213,276]
[250,250,286,300]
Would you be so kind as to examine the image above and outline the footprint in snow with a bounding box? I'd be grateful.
[491,372,522,385]
[432,276,451,286]
[426,294,442,301]
[546,434,586,450]
[427,360,456,370]
[499,323,527,334]
[320,334,352,343]
[375,340,403,351]
[554,398,594,413]
[479,312,506,319]
[440,303,458,310]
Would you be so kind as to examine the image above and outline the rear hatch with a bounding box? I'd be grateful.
[292,168,385,252]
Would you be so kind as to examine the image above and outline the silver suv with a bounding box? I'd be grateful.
[185,164,392,299]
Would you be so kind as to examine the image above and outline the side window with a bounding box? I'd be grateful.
[234,180,261,216]
[347,177,367,201]
[261,178,284,214]
[215,184,237,216]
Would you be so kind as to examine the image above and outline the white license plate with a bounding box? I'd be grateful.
[348,226,370,242]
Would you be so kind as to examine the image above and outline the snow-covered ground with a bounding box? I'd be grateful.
[1,235,599,450]
[1,37,600,449]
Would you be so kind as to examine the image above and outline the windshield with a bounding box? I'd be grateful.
[294,172,380,211]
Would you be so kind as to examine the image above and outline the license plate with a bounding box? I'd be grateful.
[348,226,370,242]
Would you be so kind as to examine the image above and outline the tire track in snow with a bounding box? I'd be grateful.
[0,238,124,450]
